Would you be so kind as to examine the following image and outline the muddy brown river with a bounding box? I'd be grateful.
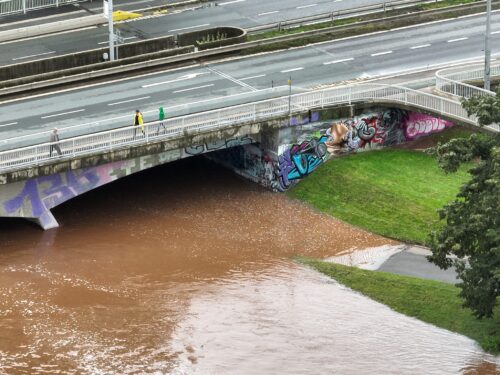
[0,158,498,374]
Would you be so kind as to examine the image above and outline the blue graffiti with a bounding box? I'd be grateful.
[278,135,329,190]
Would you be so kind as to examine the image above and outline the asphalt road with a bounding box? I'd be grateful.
[1,0,421,65]
[0,13,499,149]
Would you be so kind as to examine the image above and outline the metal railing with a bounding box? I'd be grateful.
[0,0,80,16]
[435,63,500,98]
[0,83,488,174]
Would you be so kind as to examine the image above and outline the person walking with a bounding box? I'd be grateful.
[134,109,144,138]
[157,106,166,135]
[49,128,62,157]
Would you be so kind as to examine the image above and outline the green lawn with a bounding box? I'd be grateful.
[299,258,500,354]
[287,148,471,244]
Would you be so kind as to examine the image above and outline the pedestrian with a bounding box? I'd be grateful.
[133,109,144,138]
[157,106,166,135]
[49,128,62,157]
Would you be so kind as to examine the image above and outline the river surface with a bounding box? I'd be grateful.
[0,158,498,374]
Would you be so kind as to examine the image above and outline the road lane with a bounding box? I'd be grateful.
[0,0,430,65]
[0,13,499,149]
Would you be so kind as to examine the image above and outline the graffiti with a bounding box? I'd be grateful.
[404,113,453,140]
[277,135,329,191]
[184,136,254,156]
[273,109,454,190]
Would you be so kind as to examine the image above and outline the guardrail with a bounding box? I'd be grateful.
[435,63,500,98]
[0,0,80,16]
[0,83,491,174]
[246,0,449,33]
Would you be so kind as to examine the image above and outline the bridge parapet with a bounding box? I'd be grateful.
[0,83,487,177]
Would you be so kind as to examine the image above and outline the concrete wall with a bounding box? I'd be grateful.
[0,35,176,81]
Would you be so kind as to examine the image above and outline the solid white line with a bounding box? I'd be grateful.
[173,84,214,93]
[323,57,354,65]
[371,50,392,56]
[12,51,55,61]
[410,44,431,49]
[258,11,279,16]
[107,96,151,106]
[169,24,210,32]
[447,37,468,43]
[334,0,343,2]
[281,67,304,73]
[492,31,500,34]
[297,3,317,9]
[239,74,266,81]
[0,122,17,128]
[41,109,85,119]
[219,0,245,4]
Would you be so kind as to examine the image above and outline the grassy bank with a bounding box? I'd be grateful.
[287,148,470,244]
[298,258,500,354]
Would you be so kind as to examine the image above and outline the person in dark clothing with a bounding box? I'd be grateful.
[49,128,62,157]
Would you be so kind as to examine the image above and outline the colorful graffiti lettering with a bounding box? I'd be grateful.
[404,113,453,140]
[277,135,329,191]
[273,109,454,190]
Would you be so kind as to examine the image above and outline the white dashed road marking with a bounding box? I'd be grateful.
[323,57,354,65]
[280,67,304,73]
[173,84,214,93]
[410,44,431,49]
[41,109,85,119]
[447,37,468,43]
[107,96,151,106]
[371,50,393,56]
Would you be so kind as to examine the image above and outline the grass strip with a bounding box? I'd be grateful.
[287,146,471,245]
[245,0,483,54]
[298,257,500,354]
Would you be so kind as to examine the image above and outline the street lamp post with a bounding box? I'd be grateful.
[485,0,491,90]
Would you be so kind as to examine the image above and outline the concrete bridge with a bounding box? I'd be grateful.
[0,79,495,230]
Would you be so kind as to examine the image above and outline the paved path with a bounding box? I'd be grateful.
[378,246,459,284]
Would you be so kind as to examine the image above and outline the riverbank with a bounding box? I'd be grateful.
[286,128,475,244]
[299,257,500,355]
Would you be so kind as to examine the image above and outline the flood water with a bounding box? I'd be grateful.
[0,158,498,374]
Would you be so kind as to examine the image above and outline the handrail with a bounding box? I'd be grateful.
[435,63,500,98]
[0,83,492,175]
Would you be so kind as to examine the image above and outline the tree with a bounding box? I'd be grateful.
[428,93,500,318]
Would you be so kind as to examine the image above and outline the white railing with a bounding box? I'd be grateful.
[0,0,80,15]
[0,83,489,174]
[435,63,500,98]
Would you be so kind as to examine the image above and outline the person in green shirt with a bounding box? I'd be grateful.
[157,106,166,135]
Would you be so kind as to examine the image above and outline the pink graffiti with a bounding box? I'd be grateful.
[404,113,453,140]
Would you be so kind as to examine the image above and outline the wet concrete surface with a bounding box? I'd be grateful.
[378,246,460,284]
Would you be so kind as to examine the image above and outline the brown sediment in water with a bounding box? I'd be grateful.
[0,157,497,374]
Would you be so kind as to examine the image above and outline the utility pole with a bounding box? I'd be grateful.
[104,0,115,61]
[485,0,491,90]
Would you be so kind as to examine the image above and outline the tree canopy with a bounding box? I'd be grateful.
[428,93,500,318]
